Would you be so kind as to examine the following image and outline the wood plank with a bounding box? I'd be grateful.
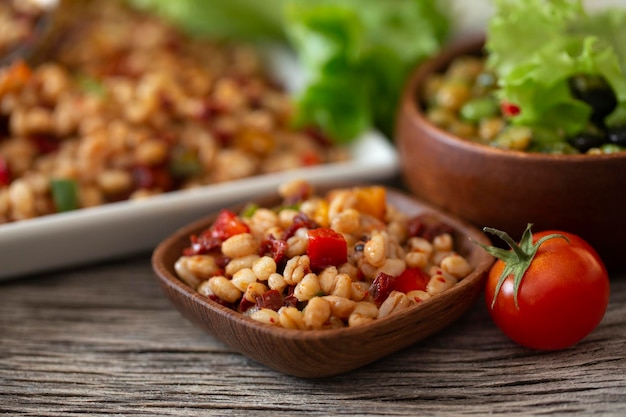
[1,256,625,416]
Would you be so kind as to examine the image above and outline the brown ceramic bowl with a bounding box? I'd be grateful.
[396,36,626,270]
[152,187,494,378]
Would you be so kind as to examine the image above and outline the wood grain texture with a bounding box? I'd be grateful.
[1,255,625,416]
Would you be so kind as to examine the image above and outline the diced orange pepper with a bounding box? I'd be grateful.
[326,186,387,221]
[0,60,32,96]
[353,186,386,221]
[312,199,329,227]
[234,128,274,156]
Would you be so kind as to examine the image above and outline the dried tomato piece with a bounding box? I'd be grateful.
[183,234,221,256]
[29,134,59,154]
[282,294,299,308]
[256,289,283,311]
[208,294,234,309]
[307,227,348,271]
[0,156,10,186]
[238,296,255,313]
[258,235,288,266]
[213,255,230,270]
[369,272,396,305]
[132,165,173,191]
[407,214,454,241]
[281,213,319,240]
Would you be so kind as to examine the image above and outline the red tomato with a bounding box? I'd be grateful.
[482,225,610,351]
[306,228,347,271]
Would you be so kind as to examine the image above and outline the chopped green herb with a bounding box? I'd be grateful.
[240,203,259,218]
[50,178,79,213]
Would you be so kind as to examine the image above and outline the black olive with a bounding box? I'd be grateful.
[569,75,617,126]
[568,132,607,153]
[607,125,626,146]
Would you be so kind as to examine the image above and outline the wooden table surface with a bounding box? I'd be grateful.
[1,254,625,416]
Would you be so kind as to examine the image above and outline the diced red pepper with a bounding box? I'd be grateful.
[306,227,348,271]
[183,209,250,256]
[300,149,321,166]
[500,101,521,117]
[0,156,10,186]
[209,209,250,241]
[394,267,429,293]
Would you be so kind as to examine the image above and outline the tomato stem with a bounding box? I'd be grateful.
[476,223,569,309]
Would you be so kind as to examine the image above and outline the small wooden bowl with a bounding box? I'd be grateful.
[396,37,626,270]
[152,188,494,378]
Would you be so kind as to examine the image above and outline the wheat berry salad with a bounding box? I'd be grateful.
[172,180,475,330]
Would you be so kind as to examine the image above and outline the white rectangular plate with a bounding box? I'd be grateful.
[0,131,397,280]
[0,41,400,280]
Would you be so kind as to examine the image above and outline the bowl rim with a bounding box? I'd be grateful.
[151,186,495,341]
[401,34,626,163]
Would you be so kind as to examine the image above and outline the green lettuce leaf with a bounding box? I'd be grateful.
[486,0,626,135]
[284,0,449,142]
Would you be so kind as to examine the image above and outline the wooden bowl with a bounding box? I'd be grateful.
[151,188,494,378]
[396,37,626,270]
